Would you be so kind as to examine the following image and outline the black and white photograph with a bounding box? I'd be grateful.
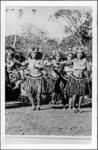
[1,0,97,149]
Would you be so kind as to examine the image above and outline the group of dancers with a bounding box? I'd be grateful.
[5,46,92,112]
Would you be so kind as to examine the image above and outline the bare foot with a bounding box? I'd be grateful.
[78,108,82,113]
[72,107,77,113]
[36,105,40,111]
[32,106,36,111]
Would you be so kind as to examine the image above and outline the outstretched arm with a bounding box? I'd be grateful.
[59,60,73,65]
[22,60,29,66]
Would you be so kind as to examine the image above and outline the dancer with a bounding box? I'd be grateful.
[64,46,91,112]
[21,48,46,110]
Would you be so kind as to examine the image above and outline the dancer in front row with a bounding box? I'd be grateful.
[44,52,62,105]
[21,47,46,110]
[63,46,91,112]
[60,51,74,107]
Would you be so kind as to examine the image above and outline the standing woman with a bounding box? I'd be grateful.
[60,52,73,107]
[44,53,61,104]
[64,46,91,112]
[21,48,46,110]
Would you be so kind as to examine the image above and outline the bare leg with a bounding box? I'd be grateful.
[51,93,56,104]
[57,93,62,105]
[64,94,67,101]
[72,95,77,112]
[78,96,84,112]
[69,97,73,109]
[36,93,41,110]
[64,94,68,108]
[55,93,58,104]
[29,95,36,110]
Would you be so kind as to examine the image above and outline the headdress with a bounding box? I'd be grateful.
[73,45,85,54]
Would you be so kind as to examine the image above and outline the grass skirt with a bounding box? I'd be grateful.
[64,75,88,97]
[60,73,68,95]
[46,75,60,93]
[21,75,47,97]
[86,78,92,97]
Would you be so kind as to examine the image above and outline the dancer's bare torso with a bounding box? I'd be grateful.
[45,59,60,79]
[72,58,89,78]
[61,58,91,78]
[25,58,43,77]
[63,61,73,77]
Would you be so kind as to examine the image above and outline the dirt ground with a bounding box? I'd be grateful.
[5,105,92,136]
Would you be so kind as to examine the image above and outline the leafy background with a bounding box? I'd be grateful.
[5,8,92,60]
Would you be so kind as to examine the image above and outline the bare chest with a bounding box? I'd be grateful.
[74,59,86,67]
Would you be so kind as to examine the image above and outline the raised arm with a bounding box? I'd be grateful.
[59,60,73,65]
[22,60,29,66]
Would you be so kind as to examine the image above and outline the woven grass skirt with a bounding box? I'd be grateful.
[64,74,88,97]
[60,73,68,95]
[86,78,92,97]
[21,74,47,97]
[46,75,60,94]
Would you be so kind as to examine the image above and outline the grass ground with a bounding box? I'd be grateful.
[5,105,92,136]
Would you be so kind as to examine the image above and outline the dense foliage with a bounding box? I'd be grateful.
[5,9,92,60]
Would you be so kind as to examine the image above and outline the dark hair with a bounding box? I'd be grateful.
[28,52,32,59]
[32,47,39,52]
[35,52,43,60]
[28,51,43,60]
[67,52,73,57]
[32,47,35,51]
[10,53,15,59]
[73,53,77,59]
[77,51,86,59]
